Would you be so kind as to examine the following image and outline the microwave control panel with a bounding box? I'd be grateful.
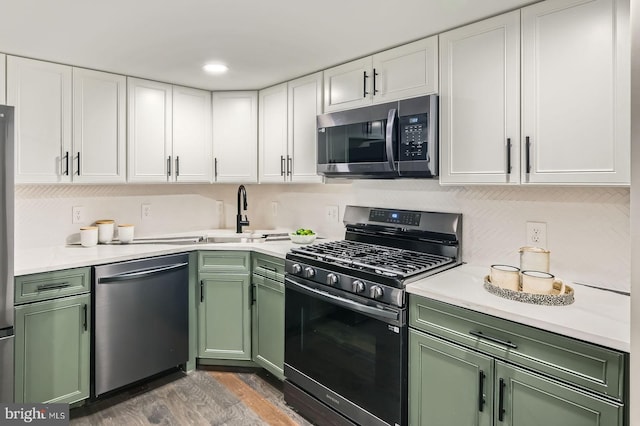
[399,114,428,161]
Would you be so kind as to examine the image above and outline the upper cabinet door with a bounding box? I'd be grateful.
[521,0,630,185]
[439,11,521,185]
[0,54,5,104]
[259,83,288,183]
[287,72,323,183]
[7,57,72,183]
[173,86,212,183]
[323,57,372,113]
[372,36,438,104]
[72,68,126,183]
[212,91,258,183]
[127,77,173,183]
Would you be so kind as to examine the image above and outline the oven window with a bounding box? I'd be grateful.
[319,120,393,164]
[285,284,404,425]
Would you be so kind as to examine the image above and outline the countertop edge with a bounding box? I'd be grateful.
[406,264,630,353]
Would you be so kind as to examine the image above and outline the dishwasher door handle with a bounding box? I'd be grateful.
[98,262,188,283]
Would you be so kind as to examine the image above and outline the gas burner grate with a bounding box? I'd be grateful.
[291,240,453,278]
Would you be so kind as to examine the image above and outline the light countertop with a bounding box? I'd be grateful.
[406,264,630,352]
[15,238,630,353]
[14,229,302,276]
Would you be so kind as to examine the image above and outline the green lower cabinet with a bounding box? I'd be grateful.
[14,294,90,404]
[409,329,493,426]
[198,273,251,360]
[495,361,624,426]
[252,274,285,380]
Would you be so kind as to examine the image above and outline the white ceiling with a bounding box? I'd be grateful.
[1,0,537,91]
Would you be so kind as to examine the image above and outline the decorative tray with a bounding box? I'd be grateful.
[483,276,574,306]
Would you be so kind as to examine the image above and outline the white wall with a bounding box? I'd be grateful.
[16,181,630,293]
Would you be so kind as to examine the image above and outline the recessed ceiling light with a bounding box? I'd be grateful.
[203,63,229,74]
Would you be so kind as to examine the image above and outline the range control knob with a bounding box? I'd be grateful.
[327,273,339,286]
[304,267,316,278]
[370,285,384,299]
[352,280,365,293]
[291,264,302,274]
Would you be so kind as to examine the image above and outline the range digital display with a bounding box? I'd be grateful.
[369,209,421,226]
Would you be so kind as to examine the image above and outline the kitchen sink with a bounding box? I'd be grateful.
[205,235,266,244]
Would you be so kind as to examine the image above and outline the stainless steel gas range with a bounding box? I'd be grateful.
[283,205,462,426]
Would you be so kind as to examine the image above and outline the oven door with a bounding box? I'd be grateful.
[317,103,399,178]
[284,276,406,426]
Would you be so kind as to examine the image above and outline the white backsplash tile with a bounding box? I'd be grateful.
[15,181,629,292]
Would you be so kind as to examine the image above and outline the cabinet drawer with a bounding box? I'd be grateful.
[252,253,285,280]
[198,251,250,273]
[15,267,91,304]
[409,295,626,401]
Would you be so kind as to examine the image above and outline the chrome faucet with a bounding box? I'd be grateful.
[236,185,250,233]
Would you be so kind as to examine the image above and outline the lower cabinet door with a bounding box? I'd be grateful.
[252,275,284,379]
[198,273,251,360]
[495,360,624,426]
[409,329,493,426]
[14,294,90,404]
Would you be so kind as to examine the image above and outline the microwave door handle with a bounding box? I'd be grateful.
[386,108,397,171]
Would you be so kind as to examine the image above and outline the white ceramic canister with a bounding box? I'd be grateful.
[519,246,550,273]
[95,219,115,244]
[80,226,98,247]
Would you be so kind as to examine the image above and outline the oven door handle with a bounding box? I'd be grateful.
[287,278,399,321]
[385,108,397,171]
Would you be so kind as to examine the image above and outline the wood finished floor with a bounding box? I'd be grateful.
[70,368,313,426]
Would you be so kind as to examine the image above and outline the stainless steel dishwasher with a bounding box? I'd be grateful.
[93,253,189,398]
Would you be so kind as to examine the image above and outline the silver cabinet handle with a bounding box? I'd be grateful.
[167,156,172,177]
[37,282,71,291]
[175,156,180,177]
[469,330,517,349]
[286,155,292,177]
[280,155,285,176]
[214,157,218,179]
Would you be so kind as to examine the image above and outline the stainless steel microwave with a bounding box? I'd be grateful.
[317,95,437,178]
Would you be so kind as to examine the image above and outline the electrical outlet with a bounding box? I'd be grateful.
[526,221,547,248]
[72,206,84,224]
[141,204,152,220]
[271,201,279,217]
[325,205,339,223]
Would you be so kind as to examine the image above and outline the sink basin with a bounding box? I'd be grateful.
[205,235,266,244]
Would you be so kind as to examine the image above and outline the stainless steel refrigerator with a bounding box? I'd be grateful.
[0,105,14,403]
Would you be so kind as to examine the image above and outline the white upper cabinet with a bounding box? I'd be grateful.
[439,11,521,185]
[440,0,629,186]
[371,37,438,104]
[127,77,173,183]
[259,83,289,183]
[0,54,5,104]
[72,68,126,183]
[259,73,323,184]
[172,86,212,183]
[323,57,372,113]
[521,0,629,185]
[7,57,72,183]
[288,72,323,183]
[212,91,258,183]
[324,36,438,113]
